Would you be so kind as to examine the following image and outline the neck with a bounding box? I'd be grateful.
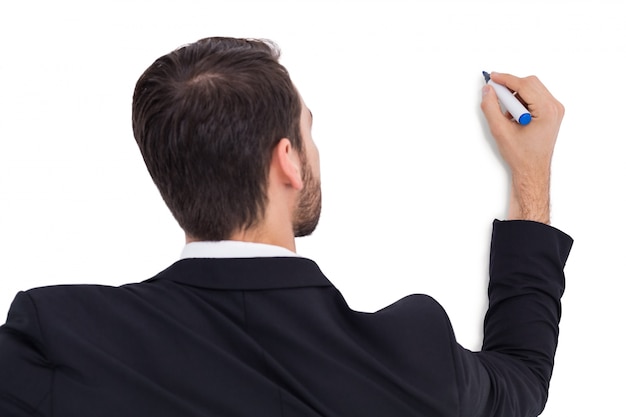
[228,227,297,252]
[185,225,297,253]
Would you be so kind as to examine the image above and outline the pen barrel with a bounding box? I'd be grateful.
[488,80,531,125]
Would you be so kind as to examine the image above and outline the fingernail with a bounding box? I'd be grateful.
[482,85,490,96]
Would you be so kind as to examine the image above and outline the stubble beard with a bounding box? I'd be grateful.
[293,159,322,238]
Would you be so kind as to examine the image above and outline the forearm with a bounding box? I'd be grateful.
[481,72,564,227]
[480,220,573,416]
[453,221,573,417]
[508,169,551,224]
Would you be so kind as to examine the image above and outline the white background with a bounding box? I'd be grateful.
[1,0,624,415]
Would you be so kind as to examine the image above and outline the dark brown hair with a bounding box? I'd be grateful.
[132,37,303,240]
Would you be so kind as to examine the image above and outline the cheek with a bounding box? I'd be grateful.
[309,146,320,176]
[303,136,320,171]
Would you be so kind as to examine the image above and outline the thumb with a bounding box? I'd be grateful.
[480,84,512,139]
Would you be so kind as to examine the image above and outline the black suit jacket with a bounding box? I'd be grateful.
[0,220,573,417]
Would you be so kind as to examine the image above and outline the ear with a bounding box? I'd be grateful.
[271,138,303,191]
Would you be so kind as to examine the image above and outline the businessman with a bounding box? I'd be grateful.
[0,37,572,417]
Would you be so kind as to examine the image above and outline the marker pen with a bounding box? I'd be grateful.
[482,71,532,125]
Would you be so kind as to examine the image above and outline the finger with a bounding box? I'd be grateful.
[493,72,564,121]
[481,84,515,138]
[489,72,524,92]
[490,72,546,106]
[511,90,528,108]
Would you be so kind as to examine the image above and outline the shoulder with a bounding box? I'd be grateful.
[24,282,137,311]
[368,293,451,328]
[7,282,163,358]
[19,280,172,322]
[12,281,161,330]
[7,284,120,323]
[344,293,456,355]
[338,293,461,406]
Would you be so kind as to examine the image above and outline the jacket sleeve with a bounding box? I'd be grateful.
[0,291,53,417]
[455,220,573,417]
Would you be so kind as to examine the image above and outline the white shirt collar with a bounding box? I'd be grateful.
[180,240,301,259]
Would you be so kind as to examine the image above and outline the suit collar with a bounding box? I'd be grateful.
[146,257,332,290]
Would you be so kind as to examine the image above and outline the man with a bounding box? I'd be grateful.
[0,37,572,416]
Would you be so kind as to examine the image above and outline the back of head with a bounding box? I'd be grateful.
[132,37,303,241]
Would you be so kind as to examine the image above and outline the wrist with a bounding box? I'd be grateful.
[509,172,551,224]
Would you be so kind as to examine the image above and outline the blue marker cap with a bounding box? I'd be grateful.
[519,113,532,125]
